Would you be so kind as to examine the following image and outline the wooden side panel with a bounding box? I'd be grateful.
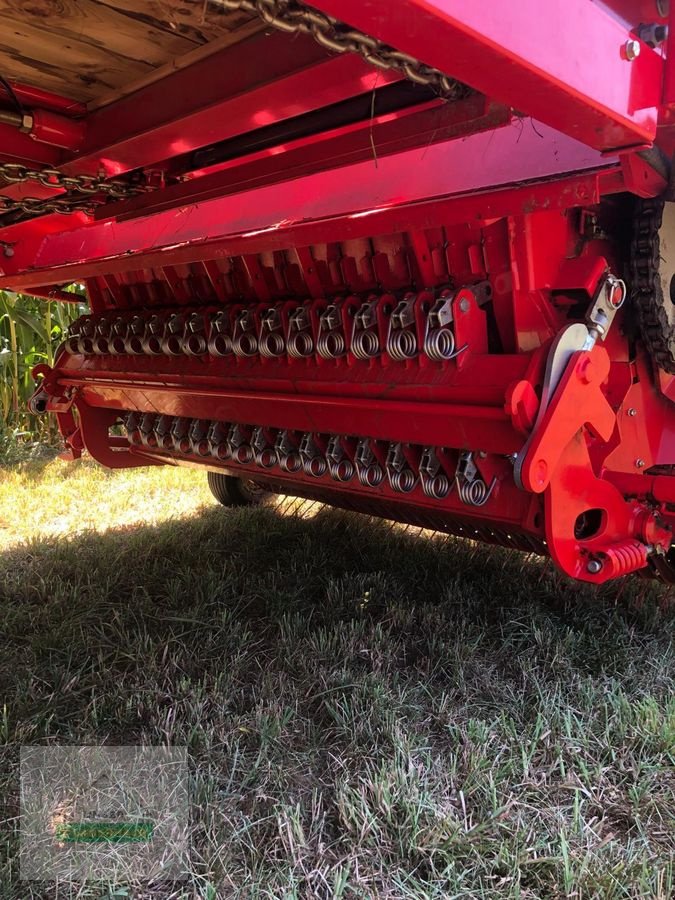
[0,0,262,102]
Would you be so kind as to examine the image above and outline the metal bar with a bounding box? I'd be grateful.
[6,80,86,117]
[74,381,520,453]
[101,96,508,222]
[0,121,614,288]
[0,32,399,203]
[312,0,663,151]
[64,31,399,178]
[0,124,63,168]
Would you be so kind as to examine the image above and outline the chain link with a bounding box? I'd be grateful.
[0,193,98,217]
[219,0,470,98]
[0,162,147,199]
[0,162,150,218]
[0,0,470,218]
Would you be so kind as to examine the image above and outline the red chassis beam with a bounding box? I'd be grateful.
[0,0,664,214]
[0,30,401,204]
[0,121,622,289]
[313,0,663,152]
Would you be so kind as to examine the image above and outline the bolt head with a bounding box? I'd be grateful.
[627,407,637,417]
[587,559,603,575]
[459,298,471,313]
[635,458,646,468]
[624,39,641,60]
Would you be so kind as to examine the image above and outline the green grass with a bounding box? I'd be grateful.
[1,463,674,898]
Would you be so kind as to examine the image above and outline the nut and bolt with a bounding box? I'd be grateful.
[587,559,603,575]
[624,39,641,60]
[636,23,668,47]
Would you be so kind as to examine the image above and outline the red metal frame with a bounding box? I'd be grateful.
[0,121,616,286]
[313,0,663,152]
[4,0,675,584]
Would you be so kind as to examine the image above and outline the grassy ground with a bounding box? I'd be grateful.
[1,459,674,899]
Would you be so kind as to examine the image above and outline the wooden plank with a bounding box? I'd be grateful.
[0,16,156,101]
[96,0,258,44]
[0,0,261,102]
[88,20,266,111]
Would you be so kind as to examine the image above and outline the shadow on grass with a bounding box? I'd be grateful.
[1,502,672,736]
[1,503,673,897]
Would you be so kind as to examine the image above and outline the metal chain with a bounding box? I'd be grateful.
[0,0,470,218]
[630,196,675,374]
[218,0,470,99]
[0,193,98,216]
[0,162,147,199]
[0,163,150,218]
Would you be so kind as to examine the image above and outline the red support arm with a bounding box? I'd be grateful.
[313,0,663,152]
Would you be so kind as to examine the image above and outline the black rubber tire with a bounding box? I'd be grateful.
[207,471,270,507]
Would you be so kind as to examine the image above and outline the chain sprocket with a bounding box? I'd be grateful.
[630,196,675,374]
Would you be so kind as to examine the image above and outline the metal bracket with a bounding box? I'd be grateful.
[514,273,626,489]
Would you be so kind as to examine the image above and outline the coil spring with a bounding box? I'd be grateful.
[351,328,380,361]
[259,331,286,358]
[603,542,649,576]
[109,320,128,355]
[91,318,109,354]
[328,458,355,482]
[139,413,158,448]
[187,420,208,456]
[317,329,345,359]
[208,332,233,356]
[124,316,146,355]
[279,451,302,473]
[287,330,314,359]
[457,477,493,507]
[356,463,384,487]
[194,439,211,457]
[387,328,417,361]
[141,316,164,355]
[303,455,327,477]
[154,415,174,450]
[161,315,185,356]
[254,448,277,468]
[424,328,456,362]
[182,314,207,356]
[170,418,190,453]
[232,443,254,464]
[213,442,231,461]
[232,331,258,357]
[422,473,451,499]
[208,312,233,357]
[91,337,108,354]
[389,468,417,493]
[184,334,206,355]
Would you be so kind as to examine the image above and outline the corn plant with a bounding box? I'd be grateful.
[0,288,87,445]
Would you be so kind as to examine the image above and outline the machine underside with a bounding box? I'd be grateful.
[3,0,675,585]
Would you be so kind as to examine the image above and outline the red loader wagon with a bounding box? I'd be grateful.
[3,0,675,584]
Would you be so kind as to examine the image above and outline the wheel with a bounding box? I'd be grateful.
[207,471,271,507]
